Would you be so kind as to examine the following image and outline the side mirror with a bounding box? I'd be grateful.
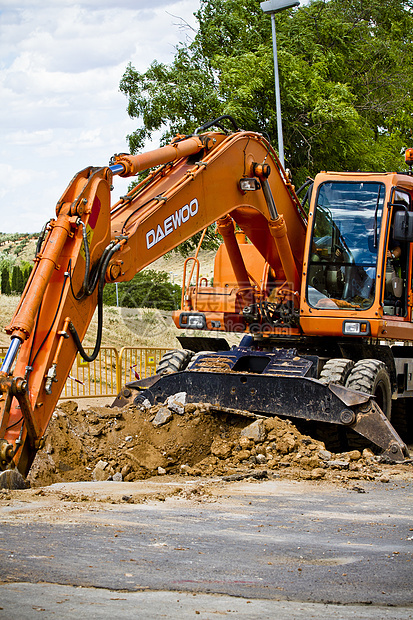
[393,210,413,241]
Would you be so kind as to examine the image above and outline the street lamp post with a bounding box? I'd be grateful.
[260,0,300,169]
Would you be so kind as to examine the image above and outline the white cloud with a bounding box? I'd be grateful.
[0,0,199,233]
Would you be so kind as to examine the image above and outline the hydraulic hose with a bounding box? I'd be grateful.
[69,241,121,363]
[70,232,115,301]
[195,115,240,134]
[79,220,90,295]
[67,220,90,301]
[35,219,52,256]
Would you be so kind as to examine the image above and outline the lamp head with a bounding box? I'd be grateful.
[260,0,300,14]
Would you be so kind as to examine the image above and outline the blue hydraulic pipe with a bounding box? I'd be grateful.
[1,337,22,374]
[109,164,125,175]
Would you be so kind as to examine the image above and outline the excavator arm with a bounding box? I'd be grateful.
[0,126,305,479]
[0,165,114,476]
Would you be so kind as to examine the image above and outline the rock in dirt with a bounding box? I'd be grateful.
[240,419,265,442]
[318,449,332,461]
[256,454,267,464]
[92,460,113,481]
[310,468,325,480]
[152,407,173,427]
[210,438,233,459]
[327,460,349,470]
[347,450,362,461]
[166,392,186,415]
[239,437,254,450]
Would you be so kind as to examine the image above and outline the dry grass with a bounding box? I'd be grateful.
[0,297,181,349]
[148,248,217,284]
[0,296,22,346]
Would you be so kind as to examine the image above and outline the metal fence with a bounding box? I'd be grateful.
[63,347,119,399]
[0,346,172,399]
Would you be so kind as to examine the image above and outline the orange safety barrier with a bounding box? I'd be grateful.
[62,346,172,398]
[62,346,119,399]
[0,346,172,400]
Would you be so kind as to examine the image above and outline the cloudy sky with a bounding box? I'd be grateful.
[0,0,200,233]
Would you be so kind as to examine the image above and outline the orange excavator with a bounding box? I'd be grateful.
[1,116,411,486]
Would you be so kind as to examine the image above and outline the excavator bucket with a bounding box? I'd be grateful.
[113,349,409,463]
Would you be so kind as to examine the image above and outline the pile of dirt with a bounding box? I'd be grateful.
[28,398,410,488]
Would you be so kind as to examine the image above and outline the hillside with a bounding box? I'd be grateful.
[0,234,38,265]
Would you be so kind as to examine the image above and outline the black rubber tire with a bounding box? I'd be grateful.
[345,359,392,420]
[315,359,355,452]
[156,349,193,376]
[319,358,355,384]
[391,398,412,442]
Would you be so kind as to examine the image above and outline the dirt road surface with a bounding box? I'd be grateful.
[1,398,412,618]
[0,476,412,619]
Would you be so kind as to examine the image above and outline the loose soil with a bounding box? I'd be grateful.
[27,399,412,491]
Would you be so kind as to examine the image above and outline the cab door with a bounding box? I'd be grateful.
[383,188,413,320]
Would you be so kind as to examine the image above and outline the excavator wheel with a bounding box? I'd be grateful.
[345,359,392,420]
[316,358,355,452]
[156,349,194,376]
[344,359,393,452]
[319,358,355,385]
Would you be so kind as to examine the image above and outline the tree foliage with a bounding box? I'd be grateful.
[103,270,181,310]
[11,265,24,294]
[0,261,32,295]
[120,0,413,185]
[1,267,11,295]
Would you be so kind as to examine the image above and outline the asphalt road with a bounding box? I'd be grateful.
[0,478,412,618]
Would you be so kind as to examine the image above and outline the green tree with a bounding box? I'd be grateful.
[21,262,33,289]
[120,0,413,186]
[1,266,11,295]
[11,265,24,294]
[103,270,181,311]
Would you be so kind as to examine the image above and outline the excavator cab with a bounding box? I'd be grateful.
[306,180,385,311]
[301,171,413,344]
